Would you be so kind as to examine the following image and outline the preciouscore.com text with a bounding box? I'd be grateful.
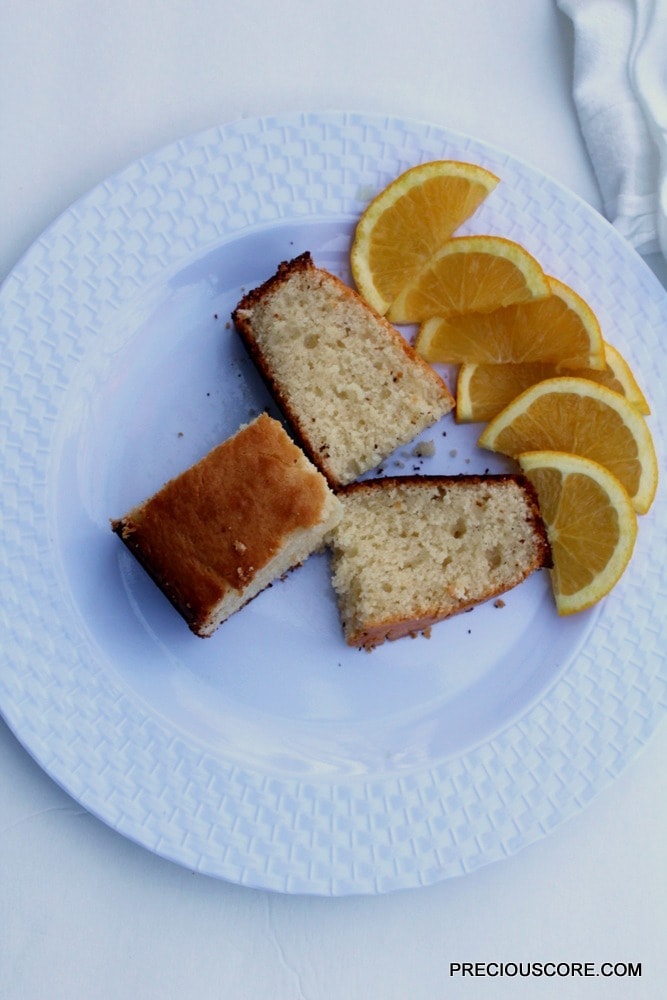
[449,961,641,978]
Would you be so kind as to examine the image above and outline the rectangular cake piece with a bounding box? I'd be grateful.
[111,413,342,636]
[329,475,551,649]
[232,253,454,489]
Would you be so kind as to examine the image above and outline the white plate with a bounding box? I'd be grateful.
[1,111,665,895]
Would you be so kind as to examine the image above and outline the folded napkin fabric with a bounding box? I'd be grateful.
[557,0,667,260]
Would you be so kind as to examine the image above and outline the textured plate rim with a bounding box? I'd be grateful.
[0,110,666,895]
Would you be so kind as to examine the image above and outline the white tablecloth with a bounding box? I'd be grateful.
[2,2,665,998]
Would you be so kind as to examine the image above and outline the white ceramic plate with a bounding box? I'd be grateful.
[1,111,665,895]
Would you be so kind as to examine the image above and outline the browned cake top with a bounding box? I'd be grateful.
[113,413,330,628]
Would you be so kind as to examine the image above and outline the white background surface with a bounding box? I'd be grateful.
[1,2,665,998]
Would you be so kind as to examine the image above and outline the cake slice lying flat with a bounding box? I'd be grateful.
[111,413,342,637]
[232,253,454,489]
[329,475,551,649]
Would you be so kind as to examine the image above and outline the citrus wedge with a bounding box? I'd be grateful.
[351,160,499,315]
[416,275,604,367]
[518,450,637,615]
[387,236,550,324]
[478,377,658,514]
[596,343,651,414]
[456,341,651,423]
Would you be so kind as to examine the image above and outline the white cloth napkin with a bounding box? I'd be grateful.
[557,0,667,260]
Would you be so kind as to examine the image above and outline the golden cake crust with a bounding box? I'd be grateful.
[112,413,337,635]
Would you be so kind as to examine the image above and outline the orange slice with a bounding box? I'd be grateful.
[350,161,499,315]
[594,343,651,414]
[478,377,658,514]
[456,341,650,423]
[416,275,604,368]
[387,236,549,324]
[518,451,637,615]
